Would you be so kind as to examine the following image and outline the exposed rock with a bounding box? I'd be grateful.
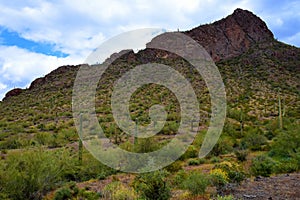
[3,88,23,100]
[28,65,81,90]
[146,8,274,62]
[185,8,274,61]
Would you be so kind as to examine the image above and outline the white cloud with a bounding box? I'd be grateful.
[0,82,6,90]
[284,32,300,47]
[0,45,83,99]
[0,45,82,82]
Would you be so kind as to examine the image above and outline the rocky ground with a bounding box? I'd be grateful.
[224,173,300,200]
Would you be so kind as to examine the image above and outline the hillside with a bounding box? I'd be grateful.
[0,8,299,200]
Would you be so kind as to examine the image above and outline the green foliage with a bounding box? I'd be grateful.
[134,170,171,200]
[180,145,198,160]
[69,152,116,182]
[209,137,234,156]
[240,131,268,151]
[209,168,229,188]
[164,161,182,173]
[54,187,72,200]
[54,182,99,200]
[0,148,73,200]
[134,137,159,153]
[103,181,137,200]
[273,159,298,173]
[188,158,205,166]
[250,155,276,177]
[215,195,235,200]
[214,161,245,183]
[171,170,188,187]
[269,124,300,158]
[182,171,210,195]
[234,149,249,162]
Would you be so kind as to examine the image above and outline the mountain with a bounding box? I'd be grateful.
[0,8,300,200]
[1,8,299,140]
[186,8,274,61]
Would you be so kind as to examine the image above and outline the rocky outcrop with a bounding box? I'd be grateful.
[3,88,23,100]
[185,8,274,61]
[145,8,274,62]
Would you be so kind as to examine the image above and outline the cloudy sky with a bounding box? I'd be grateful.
[0,0,299,99]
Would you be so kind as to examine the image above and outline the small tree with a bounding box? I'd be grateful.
[134,170,171,200]
[182,172,210,195]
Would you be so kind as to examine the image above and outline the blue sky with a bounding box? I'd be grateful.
[0,0,299,99]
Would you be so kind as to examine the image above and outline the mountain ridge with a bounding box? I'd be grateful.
[2,8,299,101]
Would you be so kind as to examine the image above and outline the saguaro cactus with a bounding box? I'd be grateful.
[79,113,83,165]
[240,110,244,135]
[278,96,283,129]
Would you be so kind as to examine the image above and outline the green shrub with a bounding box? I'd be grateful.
[78,190,100,200]
[273,160,298,173]
[182,172,209,195]
[34,132,52,145]
[210,156,220,163]
[171,170,188,187]
[214,161,245,183]
[103,181,137,200]
[234,149,248,162]
[269,124,300,159]
[250,155,276,177]
[209,137,234,156]
[216,195,235,200]
[180,145,198,160]
[134,170,171,200]
[0,148,73,200]
[240,133,267,151]
[164,161,182,172]
[54,187,72,200]
[188,158,201,166]
[209,168,229,188]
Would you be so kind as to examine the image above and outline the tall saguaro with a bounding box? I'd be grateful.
[79,113,83,165]
[278,96,283,129]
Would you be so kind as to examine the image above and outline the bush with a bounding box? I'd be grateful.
[234,149,248,162]
[269,125,300,159]
[54,187,72,200]
[210,168,229,188]
[0,148,73,200]
[250,155,276,177]
[214,161,245,183]
[103,181,137,200]
[209,137,234,156]
[240,133,267,151]
[171,170,187,187]
[180,145,198,160]
[134,170,171,200]
[54,182,99,200]
[216,195,235,200]
[164,161,182,172]
[182,172,210,195]
[188,158,205,166]
[273,159,298,173]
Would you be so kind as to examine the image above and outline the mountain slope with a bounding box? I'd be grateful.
[0,8,300,200]
[0,8,299,147]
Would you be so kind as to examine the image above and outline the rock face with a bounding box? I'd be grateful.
[185,8,274,61]
[3,88,23,100]
[29,65,79,90]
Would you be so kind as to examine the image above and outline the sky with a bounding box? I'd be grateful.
[0,0,299,100]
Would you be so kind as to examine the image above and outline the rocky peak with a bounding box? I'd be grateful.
[184,8,274,61]
[3,88,23,101]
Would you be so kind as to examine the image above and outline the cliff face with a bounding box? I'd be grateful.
[185,8,274,61]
